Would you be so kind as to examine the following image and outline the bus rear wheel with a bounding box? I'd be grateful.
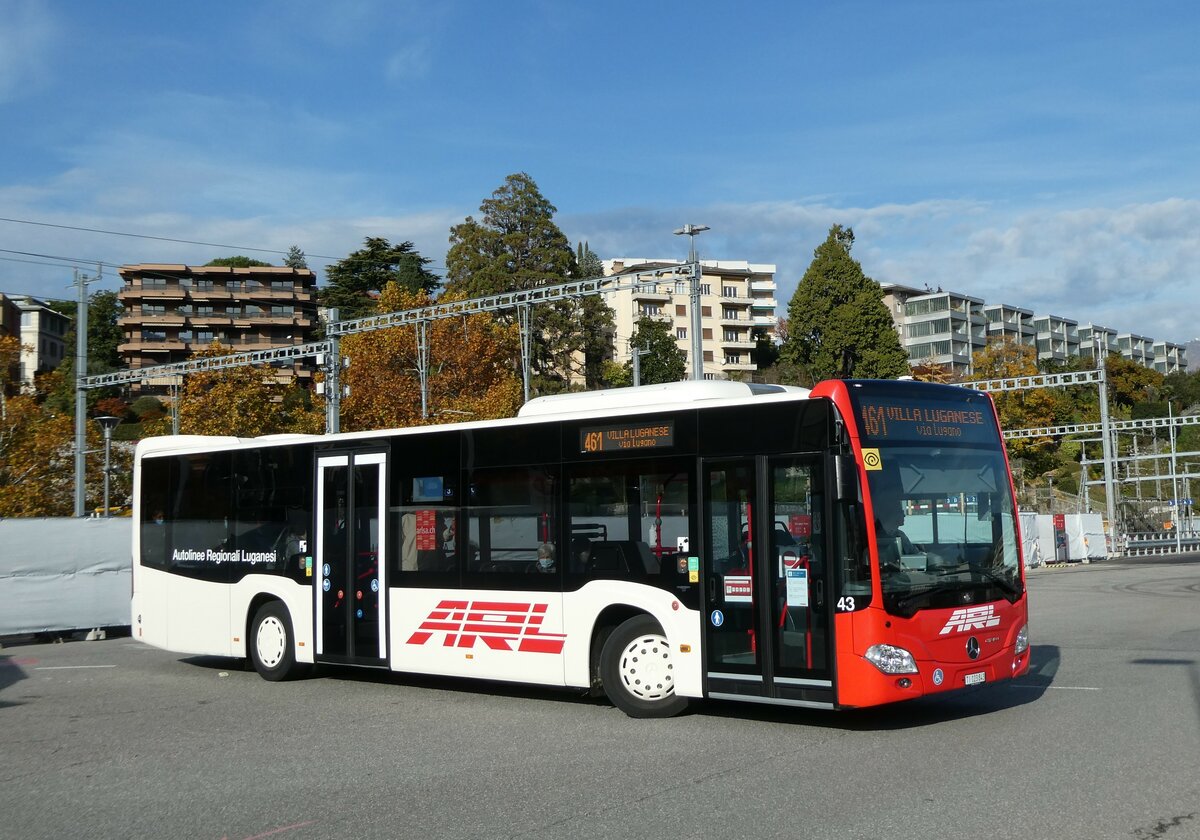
[250,602,305,682]
[600,615,690,718]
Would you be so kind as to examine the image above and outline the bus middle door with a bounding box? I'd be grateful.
[315,451,388,666]
[702,456,834,709]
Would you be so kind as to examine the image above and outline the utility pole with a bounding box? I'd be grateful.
[73,267,96,517]
[324,308,341,434]
[673,224,709,381]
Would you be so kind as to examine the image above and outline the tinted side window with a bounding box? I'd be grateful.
[465,465,558,589]
[233,447,313,584]
[565,457,697,607]
[139,456,175,571]
[164,451,236,583]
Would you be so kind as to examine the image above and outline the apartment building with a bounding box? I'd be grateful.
[881,282,1187,374]
[117,264,318,386]
[0,292,70,392]
[602,259,777,380]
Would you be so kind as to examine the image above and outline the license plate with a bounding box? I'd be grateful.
[964,671,986,686]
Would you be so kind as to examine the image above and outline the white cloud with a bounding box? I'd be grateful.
[565,197,1200,344]
[0,0,55,103]
[385,41,431,82]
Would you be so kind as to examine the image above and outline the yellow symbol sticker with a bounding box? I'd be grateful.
[688,570,699,584]
[862,448,883,471]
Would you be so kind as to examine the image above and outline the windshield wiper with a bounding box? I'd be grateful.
[934,563,1021,598]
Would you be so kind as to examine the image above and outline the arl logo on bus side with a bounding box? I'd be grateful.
[407,599,567,654]
[939,604,1002,635]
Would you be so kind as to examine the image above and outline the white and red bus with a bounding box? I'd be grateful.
[131,379,1029,717]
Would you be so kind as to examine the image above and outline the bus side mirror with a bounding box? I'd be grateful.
[834,454,859,503]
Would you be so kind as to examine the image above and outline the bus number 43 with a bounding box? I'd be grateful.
[836,597,856,612]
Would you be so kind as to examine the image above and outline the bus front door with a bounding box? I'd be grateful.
[702,457,834,709]
[315,452,388,666]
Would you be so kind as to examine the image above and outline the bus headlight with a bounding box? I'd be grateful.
[1014,623,1029,655]
[865,644,918,674]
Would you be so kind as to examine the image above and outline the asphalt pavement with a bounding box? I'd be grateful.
[1,558,1198,840]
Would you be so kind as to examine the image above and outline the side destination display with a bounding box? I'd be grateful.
[581,419,675,454]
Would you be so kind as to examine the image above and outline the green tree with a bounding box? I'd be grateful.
[284,246,308,269]
[626,317,687,385]
[445,173,581,394]
[205,256,273,267]
[575,242,616,389]
[321,237,439,321]
[781,225,909,381]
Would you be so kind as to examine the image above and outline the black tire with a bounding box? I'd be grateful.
[599,615,691,718]
[249,602,306,682]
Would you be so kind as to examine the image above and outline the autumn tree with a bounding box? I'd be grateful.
[968,337,1071,479]
[781,225,909,381]
[445,173,583,394]
[160,344,324,437]
[0,368,130,517]
[1105,354,1164,410]
[321,237,439,321]
[339,284,523,431]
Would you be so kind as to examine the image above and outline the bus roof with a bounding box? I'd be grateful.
[134,381,813,458]
[518,381,810,418]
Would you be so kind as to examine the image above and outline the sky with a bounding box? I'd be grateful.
[1,0,1198,343]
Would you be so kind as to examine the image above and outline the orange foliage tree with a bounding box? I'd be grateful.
[142,343,325,438]
[340,284,523,431]
[967,337,1072,478]
[0,368,126,517]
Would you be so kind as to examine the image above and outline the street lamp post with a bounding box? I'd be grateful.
[673,224,709,381]
[94,415,120,517]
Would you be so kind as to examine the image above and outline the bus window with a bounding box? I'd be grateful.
[233,447,313,584]
[465,466,558,583]
[394,472,461,578]
[164,451,236,583]
[565,457,694,601]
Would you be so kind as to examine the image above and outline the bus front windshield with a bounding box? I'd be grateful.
[866,443,1023,618]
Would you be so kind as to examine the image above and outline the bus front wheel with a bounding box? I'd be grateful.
[250,602,305,682]
[599,615,690,718]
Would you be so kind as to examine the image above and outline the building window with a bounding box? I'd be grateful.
[142,330,167,342]
[699,284,711,295]
[724,353,740,365]
[723,329,739,341]
[676,328,687,340]
[702,328,712,340]
[675,304,686,316]
[640,304,662,316]
[701,306,712,317]
[722,286,737,297]
[703,351,713,362]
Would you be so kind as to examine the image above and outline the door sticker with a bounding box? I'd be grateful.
[710,609,725,627]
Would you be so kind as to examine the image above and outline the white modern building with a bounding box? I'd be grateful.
[879,282,1186,374]
[602,259,777,380]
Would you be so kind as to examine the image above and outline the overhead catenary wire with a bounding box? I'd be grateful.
[0,215,449,272]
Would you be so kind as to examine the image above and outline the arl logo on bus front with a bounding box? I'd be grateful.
[406,600,567,653]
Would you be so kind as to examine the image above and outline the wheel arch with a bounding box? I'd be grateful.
[588,604,658,696]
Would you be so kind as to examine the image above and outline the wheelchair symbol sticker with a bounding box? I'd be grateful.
[710,609,725,627]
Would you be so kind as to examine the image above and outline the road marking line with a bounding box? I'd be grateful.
[1009,684,1100,691]
[34,665,117,670]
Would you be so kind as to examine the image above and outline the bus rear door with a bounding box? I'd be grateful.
[702,456,835,709]
[315,451,388,666]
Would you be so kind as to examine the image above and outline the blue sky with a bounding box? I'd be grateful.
[2,0,1198,342]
